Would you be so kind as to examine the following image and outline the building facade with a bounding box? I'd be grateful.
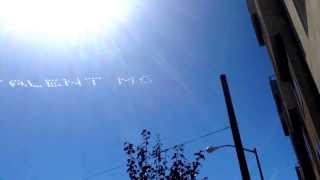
[246,0,320,179]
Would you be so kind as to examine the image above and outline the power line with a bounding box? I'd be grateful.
[81,126,230,180]
[82,165,124,180]
[163,126,230,152]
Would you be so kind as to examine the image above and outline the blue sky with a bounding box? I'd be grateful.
[0,0,298,180]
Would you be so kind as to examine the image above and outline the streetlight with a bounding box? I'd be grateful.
[206,145,265,180]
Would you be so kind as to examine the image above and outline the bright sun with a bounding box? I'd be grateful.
[0,0,132,42]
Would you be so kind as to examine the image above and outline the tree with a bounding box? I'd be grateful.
[124,129,206,180]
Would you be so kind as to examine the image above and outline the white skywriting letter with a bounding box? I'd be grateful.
[118,77,135,85]
[64,78,82,87]
[140,75,153,84]
[45,79,64,88]
[85,77,102,86]
[27,80,43,88]
[9,80,27,88]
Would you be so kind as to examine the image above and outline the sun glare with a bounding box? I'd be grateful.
[0,0,133,42]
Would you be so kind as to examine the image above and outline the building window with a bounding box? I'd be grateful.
[293,0,308,34]
[292,78,306,119]
[295,166,304,180]
[251,14,264,46]
[270,78,290,136]
[302,128,320,174]
[271,34,292,82]
[316,144,320,163]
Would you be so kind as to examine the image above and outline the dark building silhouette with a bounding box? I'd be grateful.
[246,0,320,179]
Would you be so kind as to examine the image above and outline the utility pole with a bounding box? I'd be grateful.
[220,74,251,180]
[253,148,264,180]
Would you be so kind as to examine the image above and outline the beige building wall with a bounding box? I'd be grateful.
[246,0,320,178]
[284,0,320,92]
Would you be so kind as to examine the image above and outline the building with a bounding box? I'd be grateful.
[246,0,320,179]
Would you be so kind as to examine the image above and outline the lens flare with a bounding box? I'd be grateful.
[0,0,132,42]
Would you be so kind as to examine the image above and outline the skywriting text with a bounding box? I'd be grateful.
[0,75,153,88]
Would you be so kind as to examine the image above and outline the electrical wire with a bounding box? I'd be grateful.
[163,126,230,152]
[81,126,230,180]
[81,165,124,180]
